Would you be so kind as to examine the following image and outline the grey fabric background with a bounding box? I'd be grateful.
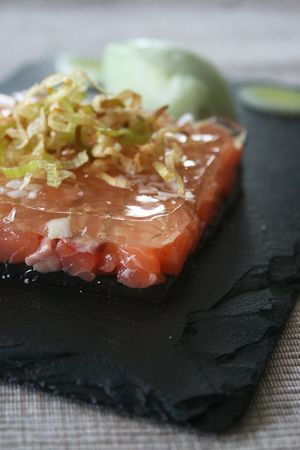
[0,1,300,448]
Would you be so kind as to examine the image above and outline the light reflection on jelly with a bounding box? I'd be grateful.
[183,159,196,168]
[206,155,216,167]
[135,195,159,203]
[3,207,16,224]
[191,133,218,143]
[164,132,187,143]
[125,203,165,218]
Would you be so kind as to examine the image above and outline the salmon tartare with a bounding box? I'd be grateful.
[0,72,245,288]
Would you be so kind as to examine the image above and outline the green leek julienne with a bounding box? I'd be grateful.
[0,71,195,193]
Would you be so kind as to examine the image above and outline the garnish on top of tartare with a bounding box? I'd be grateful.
[0,70,224,195]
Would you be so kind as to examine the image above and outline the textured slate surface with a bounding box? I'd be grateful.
[0,65,299,432]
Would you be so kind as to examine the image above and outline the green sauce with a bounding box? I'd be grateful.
[239,84,300,116]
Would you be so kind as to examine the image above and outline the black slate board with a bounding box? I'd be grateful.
[0,63,299,432]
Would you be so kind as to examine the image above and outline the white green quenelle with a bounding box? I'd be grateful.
[102,39,235,119]
[56,39,236,119]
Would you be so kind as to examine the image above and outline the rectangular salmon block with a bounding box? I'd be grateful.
[0,74,244,288]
